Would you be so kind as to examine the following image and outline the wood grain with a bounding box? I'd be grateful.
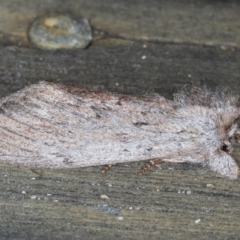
[0,39,240,239]
[0,39,240,98]
[0,161,240,239]
[1,0,240,239]
[1,0,240,48]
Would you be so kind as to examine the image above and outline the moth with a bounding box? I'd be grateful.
[0,81,240,179]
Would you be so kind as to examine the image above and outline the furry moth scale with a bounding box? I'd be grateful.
[0,81,240,179]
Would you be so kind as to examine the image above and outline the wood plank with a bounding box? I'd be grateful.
[1,0,240,238]
[0,38,240,98]
[0,39,240,239]
[0,160,240,239]
[1,0,240,48]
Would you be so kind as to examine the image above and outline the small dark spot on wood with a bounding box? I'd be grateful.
[30,168,43,176]
[96,113,101,119]
[141,111,147,116]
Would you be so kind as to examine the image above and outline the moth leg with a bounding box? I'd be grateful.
[101,164,113,174]
[138,159,163,175]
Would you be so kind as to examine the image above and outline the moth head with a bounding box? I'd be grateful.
[220,122,240,154]
[214,106,240,155]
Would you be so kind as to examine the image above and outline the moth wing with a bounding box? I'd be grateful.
[0,81,191,168]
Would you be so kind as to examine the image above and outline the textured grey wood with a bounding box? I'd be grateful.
[1,0,240,48]
[0,39,240,240]
[1,160,240,239]
[1,0,240,239]
[0,39,240,98]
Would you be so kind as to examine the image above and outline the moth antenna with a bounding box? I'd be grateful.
[101,164,113,174]
[138,159,163,175]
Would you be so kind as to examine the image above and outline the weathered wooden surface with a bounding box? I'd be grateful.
[1,0,240,48]
[1,160,240,239]
[1,39,240,98]
[1,1,240,239]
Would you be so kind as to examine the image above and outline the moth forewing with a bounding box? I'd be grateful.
[0,81,239,178]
